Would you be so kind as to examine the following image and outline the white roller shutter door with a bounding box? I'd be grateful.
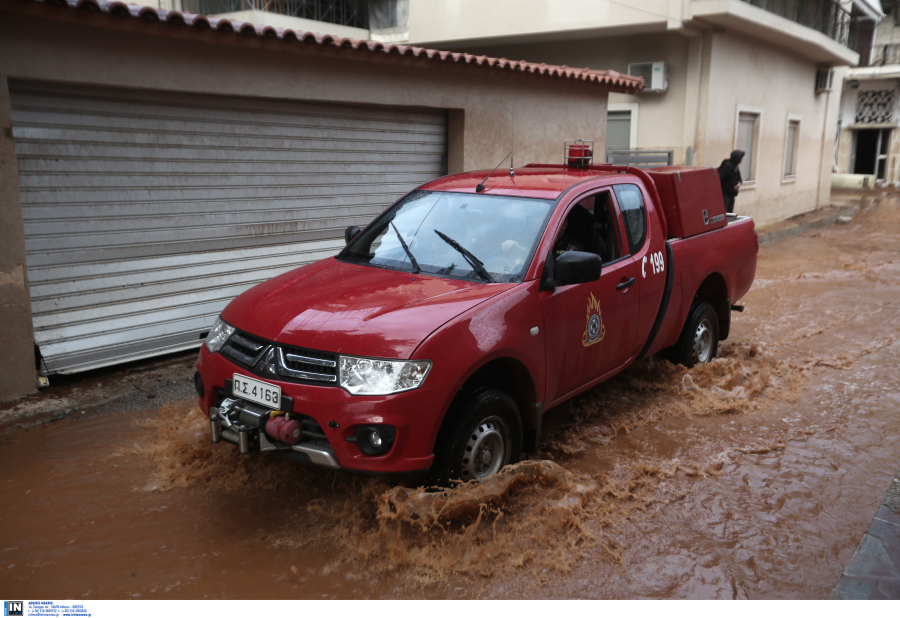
[606,111,632,151]
[11,82,448,374]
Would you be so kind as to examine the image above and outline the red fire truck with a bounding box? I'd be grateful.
[194,143,758,483]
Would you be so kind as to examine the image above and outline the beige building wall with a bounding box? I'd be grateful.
[449,32,691,164]
[0,4,615,399]
[408,0,671,46]
[834,66,853,174]
[701,31,839,222]
[431,27,838,223]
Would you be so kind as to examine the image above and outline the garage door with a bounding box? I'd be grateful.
[10,82,447,374]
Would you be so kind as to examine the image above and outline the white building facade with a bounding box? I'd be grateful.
[835,1,900,185]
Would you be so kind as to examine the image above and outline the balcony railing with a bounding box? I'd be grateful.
[871,43,900,66]
[738,0,852,47]
[183,0,369,29]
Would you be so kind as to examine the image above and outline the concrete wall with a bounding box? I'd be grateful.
[0,76,35,401]
[443,31,692,164]
[0,4,612,400]
[875,3,900,46]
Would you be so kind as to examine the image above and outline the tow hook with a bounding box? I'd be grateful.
[210,412,222,443]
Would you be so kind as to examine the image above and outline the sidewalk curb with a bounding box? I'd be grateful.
[830,471,900,599]
[756,206,858,245]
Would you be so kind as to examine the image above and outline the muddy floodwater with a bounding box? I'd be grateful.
[2,194,900,599]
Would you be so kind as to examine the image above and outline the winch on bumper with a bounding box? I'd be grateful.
[209,397,341,469]
[195,344,452,476]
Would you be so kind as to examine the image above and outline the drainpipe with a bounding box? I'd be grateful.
[817,81,834,208]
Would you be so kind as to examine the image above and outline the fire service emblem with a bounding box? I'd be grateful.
[582,293,606,347]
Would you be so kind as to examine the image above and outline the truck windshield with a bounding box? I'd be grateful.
[341,191,555,283]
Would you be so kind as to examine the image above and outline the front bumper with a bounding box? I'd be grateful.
[195,345,458,475]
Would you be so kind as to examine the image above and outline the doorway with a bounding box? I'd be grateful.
[852,128,891,179]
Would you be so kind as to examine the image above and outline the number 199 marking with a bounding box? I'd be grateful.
[649,251,664,275]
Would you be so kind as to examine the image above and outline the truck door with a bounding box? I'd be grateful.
[541,189,641,404]
[613,182,668,351]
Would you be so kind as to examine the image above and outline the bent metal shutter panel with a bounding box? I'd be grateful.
[10,82,447,374]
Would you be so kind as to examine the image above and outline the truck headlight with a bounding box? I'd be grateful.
[339,356,432,395]
[205,317,235,354]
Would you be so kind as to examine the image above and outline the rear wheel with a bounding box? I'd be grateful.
[432,389,523,485]
[668,300,719,368]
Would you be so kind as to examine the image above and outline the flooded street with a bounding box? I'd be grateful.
[2,192,899,599]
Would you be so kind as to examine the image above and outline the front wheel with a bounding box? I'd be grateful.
[668,300,719,368]
[432,389,523,485]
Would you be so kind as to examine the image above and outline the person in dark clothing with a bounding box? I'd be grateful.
[553,205,605,257]
[719,149,744,214]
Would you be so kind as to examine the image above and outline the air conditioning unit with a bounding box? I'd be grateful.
[816,67,834,93]
[627,61,668,93]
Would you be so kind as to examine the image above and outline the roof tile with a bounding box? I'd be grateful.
[26,0,644,93]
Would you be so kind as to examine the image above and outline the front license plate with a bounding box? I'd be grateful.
[232,373,281,409]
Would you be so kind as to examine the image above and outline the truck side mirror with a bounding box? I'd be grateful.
[554,251,602,286]
[344,226,361,245]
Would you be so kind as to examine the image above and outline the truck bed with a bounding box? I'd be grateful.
[649,214,758,356]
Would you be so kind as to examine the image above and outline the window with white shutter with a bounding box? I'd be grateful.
[784,119,800,177]
[606,111,632,151]
[737,112,758,180]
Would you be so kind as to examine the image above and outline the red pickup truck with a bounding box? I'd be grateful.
[193,150,758,483]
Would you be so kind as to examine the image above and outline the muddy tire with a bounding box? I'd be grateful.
[668,300,719,368]
[431,389,523,486]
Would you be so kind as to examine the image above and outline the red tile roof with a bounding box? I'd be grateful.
[23,0,645,94]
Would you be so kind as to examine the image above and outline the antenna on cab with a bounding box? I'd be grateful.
[510,111,515,177]
[475,151,513,192]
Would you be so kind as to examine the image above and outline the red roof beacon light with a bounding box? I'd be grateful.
[565,139,593,167]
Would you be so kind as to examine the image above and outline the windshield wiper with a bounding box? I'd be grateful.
[390,221,420,274]
[433,229,494,282]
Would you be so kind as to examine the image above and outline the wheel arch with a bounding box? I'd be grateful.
[434,356,540,455]
[693,271,731,340]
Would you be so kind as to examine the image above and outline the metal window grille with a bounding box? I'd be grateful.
[872,43,900,66]
[193,0,369,29]
[737,0,852,47]
[855,90,896,123]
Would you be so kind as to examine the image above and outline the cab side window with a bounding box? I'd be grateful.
[592,191,620,263]
[613,184,647,255]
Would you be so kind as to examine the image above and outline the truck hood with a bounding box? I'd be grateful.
[221,258,513,359]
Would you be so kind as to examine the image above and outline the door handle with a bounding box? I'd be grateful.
[616,277,636,291]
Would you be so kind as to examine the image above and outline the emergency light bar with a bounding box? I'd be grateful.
[565,139,593,167]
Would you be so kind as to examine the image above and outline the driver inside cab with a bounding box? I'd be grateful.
[554,204,606,258]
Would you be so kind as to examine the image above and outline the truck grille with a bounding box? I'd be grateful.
[221,329,339,386]
[222,332,269,367]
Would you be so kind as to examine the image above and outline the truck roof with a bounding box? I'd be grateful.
[420,165,621,200]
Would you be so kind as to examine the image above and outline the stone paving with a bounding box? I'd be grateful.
[831,471,900,599]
